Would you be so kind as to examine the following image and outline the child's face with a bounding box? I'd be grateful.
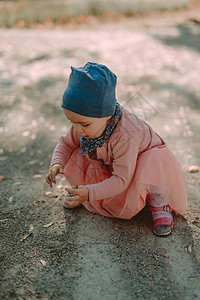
[63,109,112,139]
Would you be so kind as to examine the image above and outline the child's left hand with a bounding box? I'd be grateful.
[65,185,89,207]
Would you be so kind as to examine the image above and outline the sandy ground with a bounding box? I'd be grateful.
[0,8,200,300]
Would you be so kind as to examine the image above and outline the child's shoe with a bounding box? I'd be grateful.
[149,205,173,237]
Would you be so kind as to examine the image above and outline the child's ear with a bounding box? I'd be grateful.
[106,116,113,124]
[106,116,112,121]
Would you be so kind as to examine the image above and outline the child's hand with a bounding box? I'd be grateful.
[64,185,89,208]
[46,164,64,187]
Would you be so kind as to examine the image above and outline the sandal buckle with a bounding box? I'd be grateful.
[163,205,170,212]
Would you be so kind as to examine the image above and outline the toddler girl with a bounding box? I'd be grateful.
[46,62,187,237]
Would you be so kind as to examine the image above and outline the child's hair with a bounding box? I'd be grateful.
[62,62,117,118]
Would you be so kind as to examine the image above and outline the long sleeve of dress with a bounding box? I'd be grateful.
[87,130,139,201]
[50,125,80,168]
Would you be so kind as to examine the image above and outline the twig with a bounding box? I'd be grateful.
[153,254,158,261]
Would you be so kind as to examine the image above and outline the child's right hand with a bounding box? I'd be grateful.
[46,164,64,187]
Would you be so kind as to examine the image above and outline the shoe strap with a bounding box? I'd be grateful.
[153,217,173,229]
[149,204,170,212]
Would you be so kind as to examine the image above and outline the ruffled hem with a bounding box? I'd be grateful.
[63,145,187,219]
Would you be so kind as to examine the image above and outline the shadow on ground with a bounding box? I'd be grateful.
[150,22,200,53]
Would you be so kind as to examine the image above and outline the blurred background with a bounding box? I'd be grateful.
[0,0,199,27]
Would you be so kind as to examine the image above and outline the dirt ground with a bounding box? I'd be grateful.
[0,7,200,300]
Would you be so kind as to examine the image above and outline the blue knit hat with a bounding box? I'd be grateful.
[61,62,117,118]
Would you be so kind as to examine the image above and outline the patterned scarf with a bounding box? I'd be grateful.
[80,102,121,155]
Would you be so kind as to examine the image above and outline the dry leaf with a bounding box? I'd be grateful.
[28,160,38,165]
[0,219,9,222]
[113,222,119,228]
[187,165,199,173]
[40,259,47,268]
[20,234,30,242]
[153,254,158,261]
[33,174,42,178]
[56,184,63,189]
[29,224,34,232]
[38,199,47,203]
[8,196,13,202]
[0,176,6,182]
[43,222,54,228]
[159,253,170,259]
[187,245,192,252]
[34,201,38,207]
[45,192,51,196]
[13,182,24,186]
[22,130,30,137]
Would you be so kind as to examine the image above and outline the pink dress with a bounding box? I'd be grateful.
[51,107,187,219]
